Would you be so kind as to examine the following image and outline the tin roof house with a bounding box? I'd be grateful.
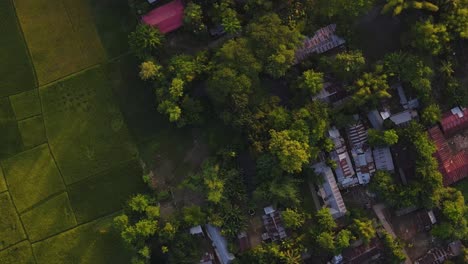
[261,206,288,242]
[428,107,468,186]
[347,122,376,185]
[312,163,347,219]
[372,147,395,172]
[295,24,345,63]
[205,224,235,264]
[328,127,358,188]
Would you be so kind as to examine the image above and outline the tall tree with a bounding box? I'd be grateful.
[268,129,311,173]
[184,2,205,34]
[129,24,164,59]
[247,13,302,78]
[382,0,439,15]
[411,19,451,55]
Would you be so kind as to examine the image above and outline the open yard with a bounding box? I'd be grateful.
[0,0,36,97]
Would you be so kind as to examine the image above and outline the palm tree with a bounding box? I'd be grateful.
[439,60,454,77]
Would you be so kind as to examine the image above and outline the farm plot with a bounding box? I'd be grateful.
[67,160,145,223]
[0,240,35,264]
[0,98,23,159]
[18,115,47,149]
[0,192,26,250]
[1,144,65,212]
[9,90,41,120]
[32,214,132,264]
[21,192,76,242]
[40,67,138,184]
[14,0,105,85]
[0,168,6,193]
[0,0,36,97]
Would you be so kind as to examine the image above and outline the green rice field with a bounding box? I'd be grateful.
[0,0,145,262]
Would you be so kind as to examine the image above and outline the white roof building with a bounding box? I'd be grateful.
[205,224,235,264]
[373,147,395,172]
[312,163,347,219]
[389,110,418,126]
[367,109,384,130]
[190,225,203,235]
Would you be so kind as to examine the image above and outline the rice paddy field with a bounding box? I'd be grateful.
[0,0,148,262]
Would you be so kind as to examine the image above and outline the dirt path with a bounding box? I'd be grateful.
[373,203,412,264]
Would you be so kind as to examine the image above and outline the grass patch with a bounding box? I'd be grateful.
[68,160,145,223]
[103,56,161,140]
[1,144,65,212]
[9,90,41,120]
[88,0,136,57]
[0,166,7,193]
[0,98,23,159]
[454,178,468,200]
[0,240,35,264]
[21,192,77,242]
[40,66,138,184]
[0,192,26,250]
[18,115,47,148]
[0,0,36,97]
[14,0,105,85]
[33,214,132,264]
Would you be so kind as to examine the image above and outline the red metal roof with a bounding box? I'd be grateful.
[440,107,468,135]
[428,126,468,186]
[141,0,184,34]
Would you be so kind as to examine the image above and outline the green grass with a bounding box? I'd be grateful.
[88,0,136,57]
[32,214,132,264]
[0,0,36,97]
[0,98,23,158]
[454,178,468,200]
[21,192,77,242]
[1,144,65,212]
[103,56,160,140]
[0,166,7,193]
[0,192,26,250]
[40,67,137,184]
[0,240,35,264]
[68,160,145,223]
[9,90,41,120]
[18,116,47,148]
[14,0,105,85]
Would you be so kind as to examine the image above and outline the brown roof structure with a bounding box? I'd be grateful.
[428,125,468,186]
[440,107,468,136]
